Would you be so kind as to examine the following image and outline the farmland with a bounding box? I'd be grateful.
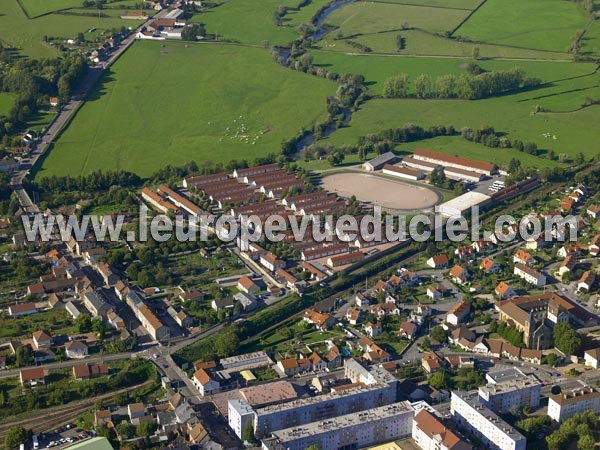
[454,0,591,53]
[22,0,600,176]
[324,1,470,36]
[37,42,336,177]
[322,96,600,162]
[0,0,146,58]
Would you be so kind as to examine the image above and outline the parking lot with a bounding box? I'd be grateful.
[37,425,94,449]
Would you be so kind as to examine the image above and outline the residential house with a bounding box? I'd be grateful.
[513,249,534,266]
[587,205,600,219]
[237,275,260,294]
[584,348,600,369]
[260,252,286,272]
[557,256,576,277]
[211,297,235,312]
[514,263,546,286]
[578,270,595,291]
[277,357,312,376]
[399,321,417,339]
[449,265,469,285]
[192,368,220,396]
[446,301,470,326]
[558,244,580,259]
[303,309,335,331]
[426,254,449,269]
[589,234,600,257]
[128,403,146,421]
[495,281,516,300]
[20,367,47,386]
[364,322,382,338]
[422,352,444,374]
[8,303,37,317]
[65,340,89,358]
[32,330,52,350]
[345,308,362,325]
[72,363,109,380]
[95,410,112,427]
[479,257,501,274]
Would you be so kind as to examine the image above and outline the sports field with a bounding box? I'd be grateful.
[321,172,440,211]
[455,0,590,52]
[37,42,336,177]
[0,0,146,58]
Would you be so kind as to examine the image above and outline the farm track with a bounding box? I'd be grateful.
[0,381,153,440]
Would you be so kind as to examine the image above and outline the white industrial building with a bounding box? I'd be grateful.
[451,391,526,450]
[437,192,493,218]
[261,402,414,450]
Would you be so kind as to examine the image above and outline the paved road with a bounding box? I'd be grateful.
[10,12,166,213]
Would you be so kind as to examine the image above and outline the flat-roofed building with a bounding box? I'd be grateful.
[262,402,414,450]
[478,373,541,413]
[437,192,493,219]
[451,391,526,450]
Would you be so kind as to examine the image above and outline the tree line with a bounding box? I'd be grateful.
[383,66,541,100]
[0,48,87,145]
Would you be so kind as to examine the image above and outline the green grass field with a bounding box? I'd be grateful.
[369,0,481,9]
[18,0,84,17]
[191,0,314,46]
[322,96,600,164]
[0,93,14,116]
[37,42,336,178]
[455,0,590,52]
[325,29,571,60]
[324,1,471,36]
[0,0,145,58]
[312,51,596,95]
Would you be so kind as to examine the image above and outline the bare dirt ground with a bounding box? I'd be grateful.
[320,172,440,211]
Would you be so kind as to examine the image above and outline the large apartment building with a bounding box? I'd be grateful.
[261,402,414,450]
[478,371,541,413]
[548,387,600,422]
[229,359,398,439]
[451,391,526,450]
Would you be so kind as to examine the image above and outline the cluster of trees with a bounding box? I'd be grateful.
[4,426,32,450]
[181,23,206,41]
[82,0,107,8]
[32,170,141,194]
[489,320,523,347]
[429,166,446,188]
[0,360,155,420]
[344,40,372,53]
[546,411,597,450]
[383,67,541,100]
[461,126,512,149]
[514,415,551,441]
[0,51,87,143]
[553,322,581,355]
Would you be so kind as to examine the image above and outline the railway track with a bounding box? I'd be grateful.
[0,381,153,440]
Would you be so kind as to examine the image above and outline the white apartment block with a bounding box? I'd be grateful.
[451,391,526,450]
[548,388,600,423]
[513,264,546,286]
[478,375,541,413]
[261,402,414,450]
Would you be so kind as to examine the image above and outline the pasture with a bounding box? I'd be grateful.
[0,0,145,58]
[324,1,471,36]
[326,29,570,60]
[369,0,481,9]
[311,51,597,95]
[0,94,14,117]
[322,96,600,165]
[37,42,336,178]
[18,0,139,17]
[190,0,315,46]
[455,0,590,53]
